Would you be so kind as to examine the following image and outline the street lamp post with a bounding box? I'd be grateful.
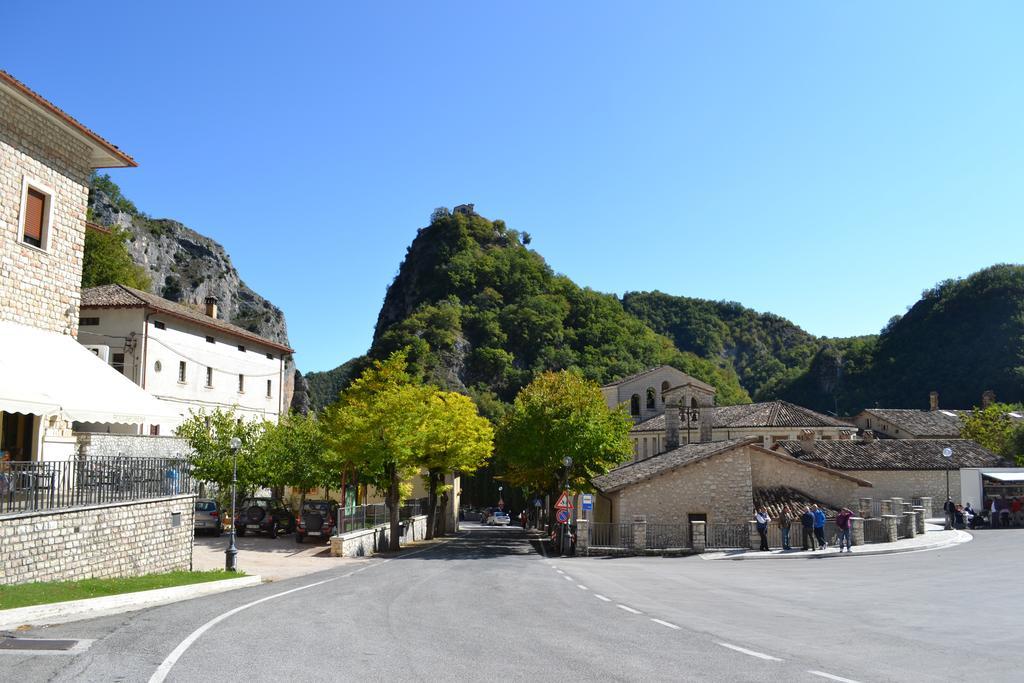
[225,436,242,572]
[943,447,953,530]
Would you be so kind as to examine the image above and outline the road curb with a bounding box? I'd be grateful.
[0,575,262,631]
[702,531,972,561]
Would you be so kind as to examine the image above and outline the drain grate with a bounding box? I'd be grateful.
[0,638,80,651]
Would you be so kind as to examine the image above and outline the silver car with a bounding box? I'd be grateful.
[194,498,223,536]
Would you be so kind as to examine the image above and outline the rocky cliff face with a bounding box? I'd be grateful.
[88,181,299,411]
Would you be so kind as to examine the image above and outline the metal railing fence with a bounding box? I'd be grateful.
[706,522,748,549]
[0,456,193,516]
[588,522,634,549]
[334,499,428,534]
[646,523,689,549]
[862,518,888,543]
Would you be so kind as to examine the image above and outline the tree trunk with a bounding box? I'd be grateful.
[425,469,439,540]
[438,490,449,536]
[387,463,401,551]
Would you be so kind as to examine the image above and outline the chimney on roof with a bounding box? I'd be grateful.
[982,390,996,409]
[862,429,875,443]
[798,429,816,454]
[838,428,853,441]
[664,403,680,450]
[204,297,218,319]
[929,391,939,412]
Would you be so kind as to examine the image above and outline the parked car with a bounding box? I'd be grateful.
[488,510,511,526]
[295,499,338,543]
[194,498,222,536]
[235,497,295,538]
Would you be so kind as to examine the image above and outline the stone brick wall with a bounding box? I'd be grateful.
[0,87,92,335]
[612,446,754,525]
[0,494,195,585]
[76,433,192,459]
[330,514,427,558]
[749,448,862,509]
[847,470,962,515]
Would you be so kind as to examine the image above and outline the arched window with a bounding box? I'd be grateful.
[646,388,656,410]
[691,397,699,409]
[630,394,640,416]
[661,381,670,403]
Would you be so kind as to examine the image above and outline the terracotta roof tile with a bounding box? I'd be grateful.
[773,439,1010,471]
[594,438,756,492]
[630,401,853,433]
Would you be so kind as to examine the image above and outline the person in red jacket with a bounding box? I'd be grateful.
[836,507,854,553]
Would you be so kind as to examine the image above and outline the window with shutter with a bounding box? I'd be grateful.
[22,187,47,248]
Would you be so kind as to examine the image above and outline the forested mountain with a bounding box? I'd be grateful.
[307,207,1024,418]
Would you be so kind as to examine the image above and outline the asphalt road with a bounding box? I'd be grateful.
[7,525,1022,682]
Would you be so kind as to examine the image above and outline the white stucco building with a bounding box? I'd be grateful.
[79,284,293,434]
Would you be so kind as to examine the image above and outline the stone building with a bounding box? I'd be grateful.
[78,284,294,434]
[851,391,1023,440]
[591,437,869,527]
[0,70,176,462]
[601,365,716,425]
[772,434,1012,515]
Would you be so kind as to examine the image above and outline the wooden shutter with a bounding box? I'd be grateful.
[23,188,46,243]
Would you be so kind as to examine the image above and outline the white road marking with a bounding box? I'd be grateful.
[809,671,861,683]
[556,569,565,574]
[593,594,611,602]
[717,642,782,661]
[149,541,445,683]
[650,618,680,630]
[617,604,642,615]
[576,584,588,590]
[563,575,574,582]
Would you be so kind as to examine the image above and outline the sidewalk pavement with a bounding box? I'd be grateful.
[192,534,362,581]
[700,527,972,561]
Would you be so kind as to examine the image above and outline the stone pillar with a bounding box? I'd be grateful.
[903,512,917,538]
[330,535,343,557]
[691,521,706,553]
[881,500,893,516]
[883,514,899,543]
[891,497,904,515]
[850,517,864,546]
[919,497,933,517]
[576,519,590,556]
[748,520,760,550]
[912,507,926,534]
[859,497,873,518]
[632,515,647,552]
[901,502,914,516]
[664,403,681,450]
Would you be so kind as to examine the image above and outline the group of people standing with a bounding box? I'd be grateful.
[754,504,855,553]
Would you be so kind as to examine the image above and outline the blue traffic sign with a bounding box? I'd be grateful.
[557,509,570,523]
[581,494,594,511]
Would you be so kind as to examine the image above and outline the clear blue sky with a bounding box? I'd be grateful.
[7,2,1024,372]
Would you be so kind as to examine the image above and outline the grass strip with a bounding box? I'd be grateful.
[0,570,243,610]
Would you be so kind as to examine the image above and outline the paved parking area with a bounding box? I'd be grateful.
[191,532,359,581]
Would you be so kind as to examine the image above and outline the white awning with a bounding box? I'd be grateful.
[0,321,182,424]
[982,471,1024,482]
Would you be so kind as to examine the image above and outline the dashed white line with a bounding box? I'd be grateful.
[563,575,574,582]
[556,569,565,574]
[617,604,643,615]
[650,618,680,630]
[593,594,611,602]
[717,642,782,661]
[576,584,588,590]
[809,671,861,683]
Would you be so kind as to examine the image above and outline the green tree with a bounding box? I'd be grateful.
[175,408,270,497]
[82,226,151,290]
[494,371,633,530]
[322,352,433,550]
[960,402,1024,461]
[421,391,493,538]
[258,412,330,505]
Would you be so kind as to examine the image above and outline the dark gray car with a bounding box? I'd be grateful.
[194,498,223,536]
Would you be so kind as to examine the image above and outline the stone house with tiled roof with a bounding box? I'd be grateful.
[601,365,715,424]
[629,400,857,461]
[78,284,293,435]
[591,437,870,531]
[772,436,1011,515]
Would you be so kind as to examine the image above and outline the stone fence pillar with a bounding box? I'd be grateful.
[901,502,914,515]
[882,514,899,543]
[881,500,893,516]
[575,519,589,556]
[859,497,873,518]
[850,517,864,546]
[903,512,917,538]
[632,515,647,552]
[912,507,926,534]
[691,521,706,553]
[919,497,933,517]
[891,497,904,515]
[748,520,760,550]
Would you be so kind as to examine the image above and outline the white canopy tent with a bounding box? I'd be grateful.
[0,321,181,426]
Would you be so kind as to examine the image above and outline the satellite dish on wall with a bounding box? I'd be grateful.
[942,447,953,458]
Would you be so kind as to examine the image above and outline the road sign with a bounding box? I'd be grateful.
[581,494,593,511]
[555,491,573,509]
[533,498,543,508]
[556,509,570,523]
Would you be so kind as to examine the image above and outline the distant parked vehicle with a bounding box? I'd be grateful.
[488,511,511,526]
[295,499,338,543]
[235,497,295,538]
[194,498,222,536]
